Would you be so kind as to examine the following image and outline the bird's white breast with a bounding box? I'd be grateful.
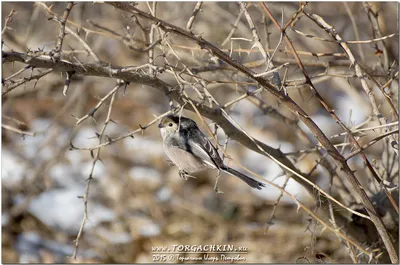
[163,144,212,173]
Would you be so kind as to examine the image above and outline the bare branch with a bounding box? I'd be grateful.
[65,26,101,64]
[2,124,35,137]
[72,82,118,260]
[53,2,74,56]
[74,82,123,126]
[2,68,54,96]
[2,8,17,35]
[186,2,203,32]
[291,28,398,44]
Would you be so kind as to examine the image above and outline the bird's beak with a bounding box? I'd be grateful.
[158,123,162,128]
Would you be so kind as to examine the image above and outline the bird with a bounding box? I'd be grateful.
[158,114,265,190]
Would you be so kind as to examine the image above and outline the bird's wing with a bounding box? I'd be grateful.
[185,127,224,169]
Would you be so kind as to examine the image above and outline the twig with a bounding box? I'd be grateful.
[53,2,75,56]
[328,200,358,263]
[173,44,348,57]
[285,142,352,156]
[2,51,171,89]
[2,68,54,96]
[2,115,28,126]
[74,83,123,126]
[2,8,17,35]
[330,121,399,138]
[3,65,31,81]
[282,2,306,31]
[380,71,398,91]
[63,71,74,96]
[253,62,288,77]
[2,124,35,137]
[86,19,121,37]
[223,87,263,109]
[71,111,172,151]
[345,129,399,160]
[37,2,121,42]
[221,7,245,46]
[65,26,101,64]
[147,2,157,76]
[240,2,267,61]
[87,19,158,53]
[264,175,289,234]
[131,15,148,42]
[72,88,117,260]
[240,2,284,88]
[186,2,203,32]
[364,3,389,71]
[292,28,398,44]
[343,2,364,61]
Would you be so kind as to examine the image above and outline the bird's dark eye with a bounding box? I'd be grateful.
[168,123,173,127]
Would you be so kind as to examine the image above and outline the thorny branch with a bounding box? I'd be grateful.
[52,2,75,58]
[261,3,398,262]
[2,124,35,137]
[72,81,122,260]
[186,2,203,32]
[303,11,399,214]
[2,8,17,35]
[2,68,54,96]
[73,83,123,126]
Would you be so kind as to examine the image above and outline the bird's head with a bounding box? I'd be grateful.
[158,115,180,139]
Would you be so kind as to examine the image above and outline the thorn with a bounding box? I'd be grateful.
[68,141,76,150]
[90,116,97,124]
[295,200,301,213]
[70,114,79,121]
[109,119,118,124]
[123,82,129,95]
[368,254,373,263]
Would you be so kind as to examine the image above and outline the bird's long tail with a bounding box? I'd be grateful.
[221,167,265,190]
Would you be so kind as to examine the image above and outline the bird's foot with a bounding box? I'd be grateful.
[214,175,224,194]
[179,170,196,180]
[214,185,224,194]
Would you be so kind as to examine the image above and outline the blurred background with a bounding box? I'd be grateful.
[2,2,398,263]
